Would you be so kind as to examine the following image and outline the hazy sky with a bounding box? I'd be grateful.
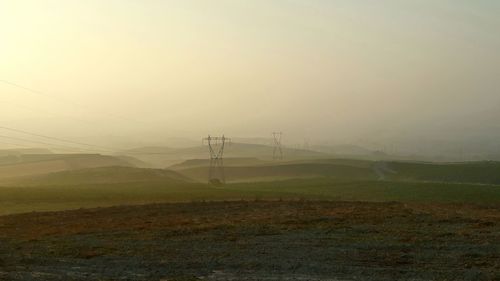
[1,0,499,146]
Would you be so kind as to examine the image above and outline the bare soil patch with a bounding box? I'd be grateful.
[0,201,498,280]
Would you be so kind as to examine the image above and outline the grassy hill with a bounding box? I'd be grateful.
[0,156,497,215]
[310,144,373,156]
[0,148,53,156]
[169,157,271,169]
[0,154,137,180]
[176,162,378,182]
[384,161,500,185]
[1,166,191,186]
[119,143,330,168]
[0,177,498,215]
[175,158,500,185]
[119,146,177,155]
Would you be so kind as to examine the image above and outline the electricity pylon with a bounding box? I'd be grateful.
[203,135,230,185]
[272,132,283,160]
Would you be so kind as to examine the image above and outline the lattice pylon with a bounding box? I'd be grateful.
[203,135,230,185]
[272,132,283,160]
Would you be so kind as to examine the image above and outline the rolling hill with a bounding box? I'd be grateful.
[1,166,191,186]
[384,161,500,185]
[175,158,500,185]
[0,148,53,156]
[176,162,377,182]
[169,157,271,169]
[119,143,330,168]
[0,154,139,180]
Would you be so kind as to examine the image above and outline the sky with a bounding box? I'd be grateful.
[0,0,499,148]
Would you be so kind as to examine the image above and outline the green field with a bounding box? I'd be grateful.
[0,176,499,215]
[174,158,500,185]
[0,155,498,216]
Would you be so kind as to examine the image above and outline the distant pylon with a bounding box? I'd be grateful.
[272,132,283,160]
[203,135,231,185]
[303,138,310,150]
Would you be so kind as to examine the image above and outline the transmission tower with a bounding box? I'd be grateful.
[272,132,283,160]
[203,135,231,185]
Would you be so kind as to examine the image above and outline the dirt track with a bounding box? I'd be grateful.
[0,201,498,280]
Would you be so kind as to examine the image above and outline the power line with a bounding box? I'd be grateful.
[0,79,151,125]
[0,126,114,152]
[0,99,107,130]
[0,134,104,153]
[0,140,32,148]
[0,79,159,154]
[0,80,49,98]
[272,132,283,160]
[0,80,117,152]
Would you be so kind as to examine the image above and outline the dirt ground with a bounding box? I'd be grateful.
[0,201,498,281]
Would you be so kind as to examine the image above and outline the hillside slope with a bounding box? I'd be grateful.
[1,166,191,186]
[176,158,500,185]
[0,154,136,180]
[385,161,500,185]
[177,162,377,182]
[120,143,330,167]
[169,157,271,169]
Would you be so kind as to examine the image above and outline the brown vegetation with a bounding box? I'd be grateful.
[0,201,498,280]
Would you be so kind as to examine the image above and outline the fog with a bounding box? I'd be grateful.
[1,0,499,156]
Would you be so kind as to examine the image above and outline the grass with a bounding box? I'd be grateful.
[0,154,134,180]
[0,177,498,215]
[177,163,377,182]
[227,178,500,204]
[387,161,500,184]
[176,160,500,186]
